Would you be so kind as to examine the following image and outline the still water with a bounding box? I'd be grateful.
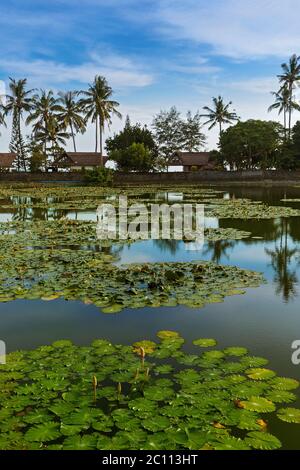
[1,184,300,448]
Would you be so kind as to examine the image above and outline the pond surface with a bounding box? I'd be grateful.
[1,184,300,449]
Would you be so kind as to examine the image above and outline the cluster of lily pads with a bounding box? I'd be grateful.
[0,220,251,249]
[1,331,300,450]
[0,248,264,311]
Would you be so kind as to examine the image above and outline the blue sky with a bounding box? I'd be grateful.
[1,0,300,149]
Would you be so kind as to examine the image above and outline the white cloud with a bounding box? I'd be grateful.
[151,0,300,59]
[0,51,154,90]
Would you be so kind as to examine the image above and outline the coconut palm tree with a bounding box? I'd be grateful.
[26,90,60,153]
[35,115,69,162]
[57,91,86,152]
[278,54,300,139]
[201,96,239,138]
[4,78,34,171]
[80,76,122,163]
[268,85,300,139]
[0,107,6,136]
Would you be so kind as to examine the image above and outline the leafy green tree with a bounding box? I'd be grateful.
[152,107,205,169]
[80,76,122,161]
[219,120,284,170]
[57,91,86,152]
[278,54,300,138]
[106,116,157,155]
[280,121,300,169]
[110,142,154,172]
[152,107,183,169]
[4,78,33,171]
[84,166,114,185]
[201,96,239,137]
[180,111,206,151]
[28,142,47,172]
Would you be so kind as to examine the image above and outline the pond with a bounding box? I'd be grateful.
[1,183,300,450]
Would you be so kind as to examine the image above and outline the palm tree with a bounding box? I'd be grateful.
[201,96,239,138]
[278,54,300,138]
[26,90,60,154]
[268,86,300,139]
[35,115,69,161]
[4,78,34,171]
[0,107,6,136]
[57,91,86,152]
[80,76,122,163]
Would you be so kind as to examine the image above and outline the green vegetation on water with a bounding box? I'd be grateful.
[1,332,299,450]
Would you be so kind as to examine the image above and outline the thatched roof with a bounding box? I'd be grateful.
[174,152,213,167]
[66,153,107,167]
[0,153,17,168]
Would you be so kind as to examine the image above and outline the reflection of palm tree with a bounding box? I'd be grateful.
[203,240,234,264]
[265,219,299,302]
[154,239,181,255]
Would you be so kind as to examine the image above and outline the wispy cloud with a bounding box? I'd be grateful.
[0,51,154,89]
[149,0,300,59]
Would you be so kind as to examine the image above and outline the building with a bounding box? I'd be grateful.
[52,152,108,172]
[172,152,217,172]
[0,153,17,172]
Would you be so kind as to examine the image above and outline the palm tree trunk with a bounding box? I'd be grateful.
[288,84,292,139]
[284,109,287,140]
[70,122,77,152]
[99,116,103,166]
[18,114,26,172]
[219,121,222,139]
[95,117,98,153]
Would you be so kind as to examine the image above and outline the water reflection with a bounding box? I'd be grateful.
[265,219,300,302]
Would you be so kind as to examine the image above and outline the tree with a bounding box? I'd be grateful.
[4,78,34,171]
[110,142,154,172]
[35,115,69,162]
[152,107,183,169]
[268,86,290,139]
[278,54,300,139]
[80,76,122,162]
[106,115,157,154]
[180,111,206,151]
[152,107,205,169]
[201,96,239,137]
[57,91,86,152]
[0,106,6,136]
[219,120,284,170]
[28,141,47,172]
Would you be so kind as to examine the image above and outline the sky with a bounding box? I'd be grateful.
[1,0,300,150]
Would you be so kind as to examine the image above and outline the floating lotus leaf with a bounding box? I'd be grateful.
[277,407,300,423]
[24,422,61,443]
[157,331,180,340]
[193,338,217,348]
[270,377,299,391]
[246,368,276,381]
[213,436,251,450]
[133,340,156,354]
[245,431,281,450]
[265,390,296,404]
[240,397,276,413]
[142,416,170,432]
[63,435,98,450]
[224,347,248,357]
